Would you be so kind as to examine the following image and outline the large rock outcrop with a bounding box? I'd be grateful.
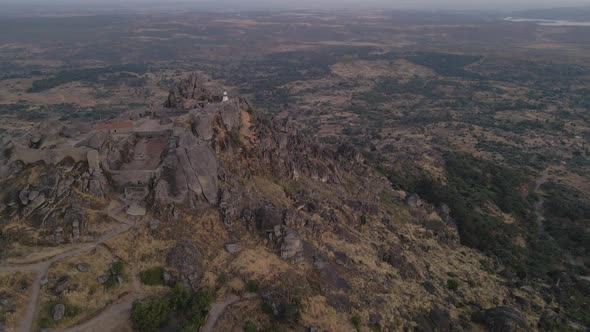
[164,74,224,109]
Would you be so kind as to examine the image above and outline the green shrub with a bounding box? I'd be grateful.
[217,272,227,285]
[470,310,485,324]
[351,315,361,331]
[244,320,258,332]
[103,261,125,290]
[246,280,260,293]
[370,322,382,332]
[139,267,165,286]
[447,279,459,291]
[131,297,171,332]
[111,261,125,275]
[171,283,192,311]
[130,284,213,331]
[170,284,212,330]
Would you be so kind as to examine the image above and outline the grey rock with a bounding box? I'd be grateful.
[149,219,161,231]
[97,275,109,284]
[76,263,90,272]
[192,112,215,140]
[86,171,109,197]
[429,307,452,332]
[64,207,84,242]
[166,240,205,289]
[242,209,254,222]
[283,209,306,228]
[52,275,70,295]
[29,132,42,145]
[56,177,74,197]
[422,281,438,294]
[255,205,283,232]
[484,306,530,332]
[406,194,423,207]
[27,190,39,202]
[179,138,218,205]
[61,125,81,138]
[336,143,364,164]
[381,246,422,280]
[76,131,109,150]
[163,271,171,285]
[280,228,303,261]
[22,193,45,217]
[155,133,219,209]
[273,225,282,237]
[52,303,65,321]
[19,187,30,205]
[219,185,243,226]
[164,74,224,109]
[220,101,241,130]
[313,256,328,269]
[224,243,241,253]
[126,203,146,216]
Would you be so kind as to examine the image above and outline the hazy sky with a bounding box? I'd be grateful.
[1,0,589,11]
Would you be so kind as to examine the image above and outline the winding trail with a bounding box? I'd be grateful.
[201,293,258,332]
[0,200,135,332]
[3,198,257,332]
[60,293,135,332]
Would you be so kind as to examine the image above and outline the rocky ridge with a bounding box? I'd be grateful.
[0,74,554,331]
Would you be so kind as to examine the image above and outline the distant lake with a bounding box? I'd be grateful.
[504,17,590,27]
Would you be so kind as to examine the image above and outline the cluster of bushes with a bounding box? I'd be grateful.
[381,153,532,269]
[131,284,212,332]
[139,267,165,286]
[381,153,590,325]
[542,183,590,258]
[28,64,148,92]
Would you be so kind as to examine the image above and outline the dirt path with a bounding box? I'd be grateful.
[60,263,144,332]
[0,200,136,332]
[60,293,135,332]
[201,293,257,332]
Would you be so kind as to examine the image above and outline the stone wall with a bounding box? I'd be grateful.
[108,169,160,187]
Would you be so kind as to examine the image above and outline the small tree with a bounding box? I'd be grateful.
[131,297,171,332]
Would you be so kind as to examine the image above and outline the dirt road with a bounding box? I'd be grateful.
[201,293,258,332]
[0,201,135,332]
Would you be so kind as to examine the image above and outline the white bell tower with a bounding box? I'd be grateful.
[222,91,229,102]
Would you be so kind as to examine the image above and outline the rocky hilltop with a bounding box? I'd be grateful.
[0,75,555,331]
